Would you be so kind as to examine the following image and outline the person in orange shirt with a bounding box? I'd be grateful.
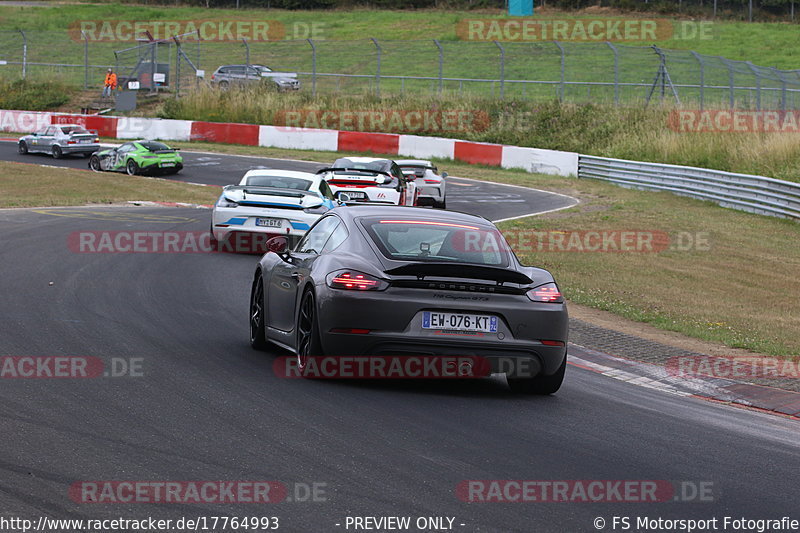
[102,68,117,98]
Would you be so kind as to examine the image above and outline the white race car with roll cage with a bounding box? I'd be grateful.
[211,169,341,251]
[396,159,448,209]
[317,157,418,206]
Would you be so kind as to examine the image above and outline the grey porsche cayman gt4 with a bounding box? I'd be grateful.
[249,205,568,394]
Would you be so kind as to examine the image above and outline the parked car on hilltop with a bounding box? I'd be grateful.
[210,64,300,92]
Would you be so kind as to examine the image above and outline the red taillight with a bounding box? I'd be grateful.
[327,270,385,291]
[541,340,565,346]
[67,141,76,144]
[526,283,563,303]
[94,138,99,143]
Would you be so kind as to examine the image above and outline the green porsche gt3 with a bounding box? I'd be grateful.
[88,140,183,176]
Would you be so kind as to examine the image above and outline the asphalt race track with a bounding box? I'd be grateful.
[0,142,798,532]
[0,141,577,222]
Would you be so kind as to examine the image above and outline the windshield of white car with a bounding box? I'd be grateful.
[245,176,313,190]
[362,218,508,266]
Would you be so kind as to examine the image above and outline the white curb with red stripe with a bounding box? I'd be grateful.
[0,109,578,177]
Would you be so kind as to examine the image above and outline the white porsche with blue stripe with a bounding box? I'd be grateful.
[211,169,340,248]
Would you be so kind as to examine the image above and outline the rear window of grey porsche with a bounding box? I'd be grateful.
[360,217,508,266]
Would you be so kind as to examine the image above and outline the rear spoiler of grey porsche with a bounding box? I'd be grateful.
[385,263,533,285]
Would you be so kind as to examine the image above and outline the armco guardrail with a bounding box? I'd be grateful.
[579,155,800,220]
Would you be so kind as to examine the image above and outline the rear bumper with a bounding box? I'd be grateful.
[140,162,183,175]
[315,284,568,377]
[62,144,100,154]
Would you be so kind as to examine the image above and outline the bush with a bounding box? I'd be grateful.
[0,80,73,110]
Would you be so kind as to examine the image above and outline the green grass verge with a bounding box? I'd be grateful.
[169,139,800,357]
[0,160,219,207]
[0,5,797,102]
[159,90,800,182]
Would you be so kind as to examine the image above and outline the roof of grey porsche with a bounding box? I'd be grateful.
[330,205,492,226]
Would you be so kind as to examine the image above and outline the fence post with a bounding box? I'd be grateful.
[242,38,250,79]
[746,62,761,110]
[150,41,157,94]
[493,40,505,99]
[772,67,787,112]
[691,51,705,110]
[82,31,89,89]
[371,38,381,98]
[722,58,735,109]
[307,38,317,98]
[175,40,180,97]
[19,30,26,80]
[434,39,443,95]
[606,41,619,105]
[554,40,565,101]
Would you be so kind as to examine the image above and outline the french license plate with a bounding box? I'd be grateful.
[255,218,282,228]
[160,162,175,167]
[422,312,498,333]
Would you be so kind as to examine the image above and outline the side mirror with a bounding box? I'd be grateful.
[441,171,448,178]
[266,235,288,254]
[339,192,352,203]
[402,172,416,181]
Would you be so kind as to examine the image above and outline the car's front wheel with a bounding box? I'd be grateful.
[89,155,102,172]
[18,141,28,155]
[126,159,138,176]
[249,272,269,350]
[507,356,566,395]
[51,145,63,159]
[297,289,323,373]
